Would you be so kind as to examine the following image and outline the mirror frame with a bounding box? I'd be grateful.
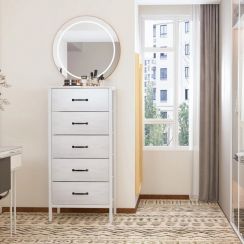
[53,16,120,79]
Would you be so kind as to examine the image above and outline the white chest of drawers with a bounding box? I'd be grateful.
[48,87,115,222]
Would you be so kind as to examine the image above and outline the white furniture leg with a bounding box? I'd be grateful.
[13,171,16,234]
[10,173,13,237]
[49,207,52,222]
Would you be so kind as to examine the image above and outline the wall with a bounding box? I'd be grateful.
[219,0,233,220]
[142,150,192,194]
[139,5,193,196]
[0,0,136,208]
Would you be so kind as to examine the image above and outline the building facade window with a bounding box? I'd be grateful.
[185,89,189,100]
[160,111,168,119]
[153,24,156,37]
[160,24,167,37]
[185,21,190,33]
[153,88,156,100]
[185,43,190,55]
[163,132,168,145]
[160,53,167,59]
[160,90,167,102]
[185,66,189,78]
[160,68,167,80]
[153,53,156,59]
[152,66,156,79]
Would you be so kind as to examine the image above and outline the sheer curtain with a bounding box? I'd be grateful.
[191,4,200,200]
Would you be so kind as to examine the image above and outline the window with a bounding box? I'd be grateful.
[160,111,168,119]
[163,132,168,145]
[151,66,156,79]
[185,43,190,55]
[185,89,189,100]
[160,24,167,37]
[160,90,167,102]
[160,68,167,80]
[142,18,191,148]
[185,66,189,78]
[153,88,156,100]
[153,24,156,37]
[185,21,190,33]
[160,53,167,59]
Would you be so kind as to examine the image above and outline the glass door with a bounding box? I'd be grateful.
[232,0,240,230]
[239,0,244,236]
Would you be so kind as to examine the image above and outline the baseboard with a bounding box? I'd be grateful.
[139,194,189,200]
[2,207,137,214]
[1,195,189,214]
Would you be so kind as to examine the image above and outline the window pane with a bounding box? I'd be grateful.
[178,102,189,146]
[144,51,174,119]
[178,21,191,146]
[145,124,174,146]
[144,20,174,48]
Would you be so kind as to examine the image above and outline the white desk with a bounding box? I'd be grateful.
[0,146,22,236]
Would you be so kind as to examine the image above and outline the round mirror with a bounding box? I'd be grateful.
[53,16,120,79]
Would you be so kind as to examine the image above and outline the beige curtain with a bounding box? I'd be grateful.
[199,4,219,202]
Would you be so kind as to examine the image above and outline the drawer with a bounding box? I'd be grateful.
[52,182,109,205]
[52,136,109,158]
[52,159,109,182]
[52,112,109,135]
[52,89,109,112]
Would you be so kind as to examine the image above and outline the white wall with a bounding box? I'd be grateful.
[0,0,136,208]
[142,150,192,194]
[219,0,232,220]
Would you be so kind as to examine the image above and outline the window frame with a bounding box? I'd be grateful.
[141,15,192,151]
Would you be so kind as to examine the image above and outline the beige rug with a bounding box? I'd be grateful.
[0,200,241,243]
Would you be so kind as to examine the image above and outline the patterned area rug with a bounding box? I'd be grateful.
[0,200,241,244]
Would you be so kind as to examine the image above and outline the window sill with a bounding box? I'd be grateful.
[144,146,192,152]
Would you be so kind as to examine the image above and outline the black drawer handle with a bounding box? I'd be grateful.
[72,99,88,102]
[72,122,88,125]
[72,192,89,196]
[72,169,89,172]
[72,145,88,149]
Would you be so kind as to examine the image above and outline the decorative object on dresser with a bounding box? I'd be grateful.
[48,87,116,222]
[53,16,120,80]
[0,70,10,110]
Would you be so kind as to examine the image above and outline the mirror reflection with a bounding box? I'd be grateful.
[54,17,120,79]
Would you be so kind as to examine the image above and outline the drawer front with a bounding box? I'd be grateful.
[52,89,109,112]
[52,182,109,205]
[52,112,109,135]
[52,159,109,182]
[52,136,109,158]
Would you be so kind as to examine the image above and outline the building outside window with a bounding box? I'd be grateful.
[160,53,167,59]
[153,88,156,100]
[160,111,168,119]
[143,18,191,147]
[160,68,167,80]
[160,90,167,102]
[185,66,189,78]
[185,43,190,55]
[160,24,167,37]
[185,89,189,100]
[152,66,156,79]
[185,21,190,33]
[153,24,156,37]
